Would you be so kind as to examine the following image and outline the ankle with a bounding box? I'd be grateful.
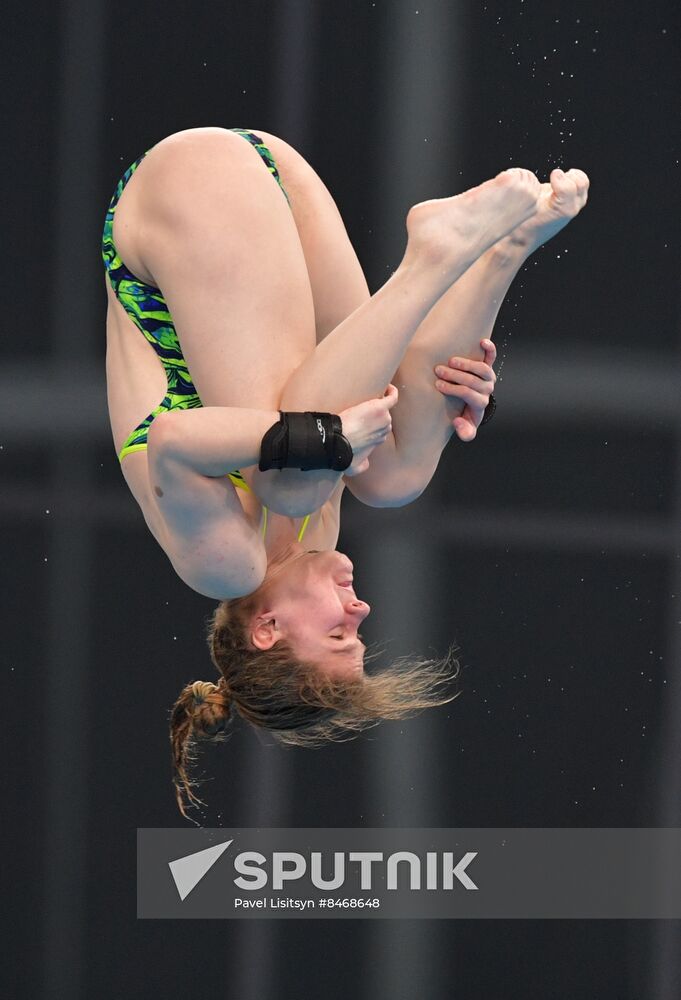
[486,236,530,271]
[395,253,454,302]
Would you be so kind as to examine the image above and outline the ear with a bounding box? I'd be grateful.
[250,615,280,651]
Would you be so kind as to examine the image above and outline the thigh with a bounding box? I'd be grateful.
[252,129,372,344]
[113,126,317,410]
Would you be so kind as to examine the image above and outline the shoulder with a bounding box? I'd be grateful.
[120,449,267,599]
[169,536,267,600]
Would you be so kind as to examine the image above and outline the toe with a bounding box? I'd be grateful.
[550,167,578,204]
[567,168,590,187]
[563,169,590,210]
[502,167,540,196]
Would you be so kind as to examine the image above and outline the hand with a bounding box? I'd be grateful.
[434,339,497,442]
[338,384,399,476]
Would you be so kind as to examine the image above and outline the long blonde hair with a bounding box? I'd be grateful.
[169,592,460,818]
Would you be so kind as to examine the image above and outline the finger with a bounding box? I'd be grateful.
[462,397,489,432]
[439,358,496,382]
[382,383,399,408]
[480,338,497,365]
[435,368,496,396]
[452,415,477,442]
[435,376,492,409]
[435,366,495,392]
[470,402,487,429]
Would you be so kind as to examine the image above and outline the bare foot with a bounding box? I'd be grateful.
[405,168,542,282]
[495,168,590,260]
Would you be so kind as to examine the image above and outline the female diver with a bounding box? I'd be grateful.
[103,127,589,815]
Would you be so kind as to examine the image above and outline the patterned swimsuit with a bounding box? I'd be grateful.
[102,128,310,541]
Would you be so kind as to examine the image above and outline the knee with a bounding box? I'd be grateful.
[139,128,253,230]
[346,470,428,509]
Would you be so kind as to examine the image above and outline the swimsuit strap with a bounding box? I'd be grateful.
[230,474,311,541]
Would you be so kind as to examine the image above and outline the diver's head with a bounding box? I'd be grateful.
[169,543,460,818]
[247,542,369,681]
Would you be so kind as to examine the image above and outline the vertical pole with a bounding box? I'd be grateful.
[364,2,463,996]
[650,341,681,997]
[41,1,105,997]
[230,5,320,998]
[363,533,437,998]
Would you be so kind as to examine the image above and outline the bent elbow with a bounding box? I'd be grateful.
[147,411,186,463]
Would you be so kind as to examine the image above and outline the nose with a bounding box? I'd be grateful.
[346,598,371,620]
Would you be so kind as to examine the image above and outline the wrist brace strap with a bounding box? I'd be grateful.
[259,412,353,472]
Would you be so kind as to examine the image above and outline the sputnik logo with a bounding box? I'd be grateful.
[169,839,233,901]
[168,839,479,902]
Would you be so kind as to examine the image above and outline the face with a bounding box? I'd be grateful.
[249,543,370,680]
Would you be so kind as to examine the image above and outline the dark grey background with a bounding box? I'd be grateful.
[3,0,679,997]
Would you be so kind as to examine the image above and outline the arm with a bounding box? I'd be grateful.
[149,405,280,477]
[247,337,495,515]
[150,404,343,520]
[146,407,285,598]
[148,394,396,521]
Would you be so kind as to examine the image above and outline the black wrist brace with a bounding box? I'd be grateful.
[258,412,353,472]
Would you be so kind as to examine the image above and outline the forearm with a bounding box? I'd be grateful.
[148,407,343,517]
[148,406,280,478]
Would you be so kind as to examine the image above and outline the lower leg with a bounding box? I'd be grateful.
[388,242,527,466]
[278,168,540,412]
[346,242,526,500]
[366,168,591,479]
